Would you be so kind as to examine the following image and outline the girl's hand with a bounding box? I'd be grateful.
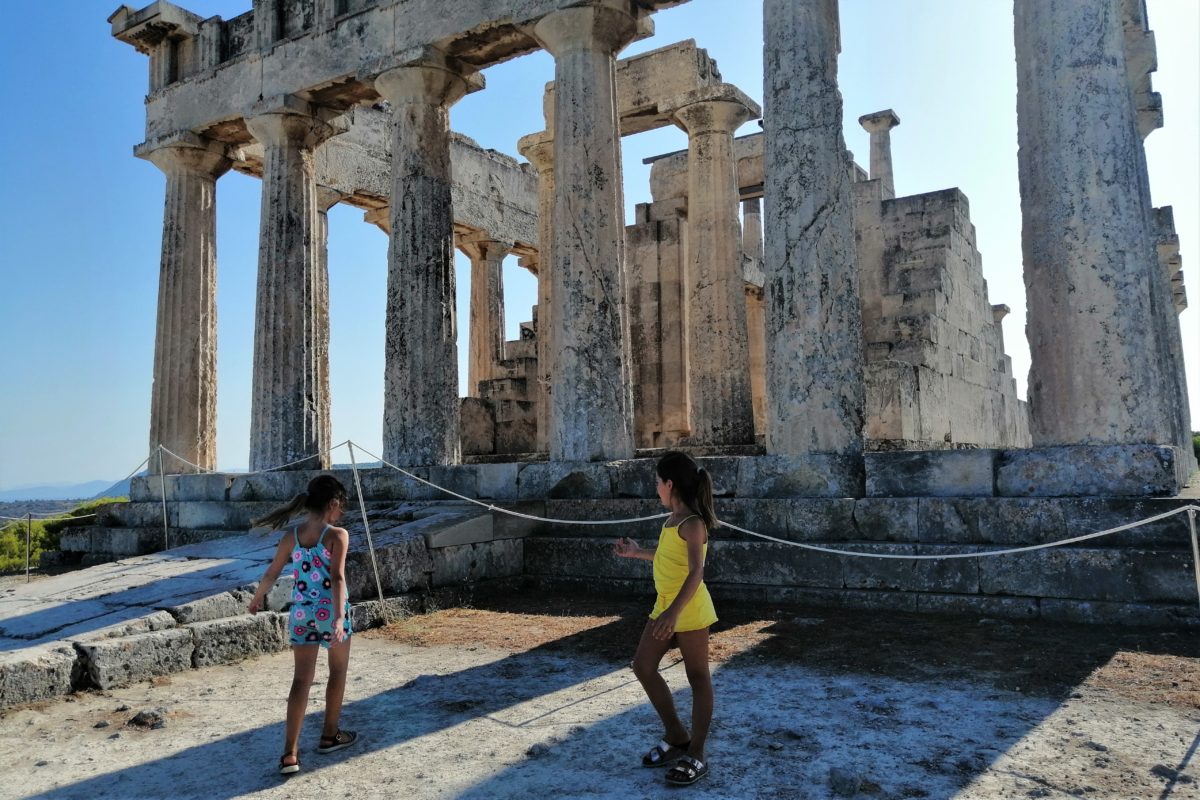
[247,593,264,614]
[650,611,677,641]
[613,537,641,559]
[332,619,346,643]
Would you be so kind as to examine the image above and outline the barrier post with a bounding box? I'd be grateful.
[25,513,32,583]
[347,442,390,624]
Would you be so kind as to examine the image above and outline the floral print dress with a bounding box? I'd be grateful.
[288,524,352,647]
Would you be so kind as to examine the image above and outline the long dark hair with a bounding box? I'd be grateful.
[656,451,718,530]
[251,474,348,531]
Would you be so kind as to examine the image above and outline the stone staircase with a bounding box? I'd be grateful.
[463,313,540,457]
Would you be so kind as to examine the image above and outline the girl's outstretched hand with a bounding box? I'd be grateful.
[613,537,641,559]
[650,611,677,641]
[247,593,264,614]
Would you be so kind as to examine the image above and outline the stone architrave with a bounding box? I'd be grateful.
[516,132,555,453]
[665,85,760,445]
[375,53,480,466]
[458,234,512,396]
[532,3,641,462]
[1015,0,1172,447]
[858,109,900,200]
[244,99,338,471]
[139,134,231,474]
[762,0,865,455]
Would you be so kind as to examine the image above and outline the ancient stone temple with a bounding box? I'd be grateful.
[101,0,1198,627]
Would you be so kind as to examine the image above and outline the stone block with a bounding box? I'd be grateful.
[460,396,495,456]
[0,643,79,710]
[59,529,94,553]
[190,612,287,667]
[428,465,479,501]
[1039,598,1200,628]
[518,462,614,500]
[979,548,1139,602]
[350,596,424,630]
[914,593,1038,621]
[612,459,658,498]
[996,445,1179,497]
[784,499,856,541]
[735,455,865,499]
[852,498,920,542]
[431,539,523,587]
[167,591,249,625]
[917,498,1067,545]
[543,499,665,539]
[695,456,742,497]
[705,541,843,588]
[476,463,520,500]
[837,543,978,594]
[523,537,649,580]
[865,450,996,497]
[1059,498,1194,548]
[420,513,493,548]
[715,499,790,541]
[344,528,431,601]
[76,627,194,690]
[491,502,547,539]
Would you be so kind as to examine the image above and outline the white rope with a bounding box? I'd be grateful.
[156,441,352,477]
[347,442,391,624]
[720,504,1200,560]
[347,443,670,526]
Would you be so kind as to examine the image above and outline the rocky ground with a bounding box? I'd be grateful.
[1,594,1197,800]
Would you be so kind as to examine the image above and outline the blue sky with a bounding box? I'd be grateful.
[1,1,1196,488]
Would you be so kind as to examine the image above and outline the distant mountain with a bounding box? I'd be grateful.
[94,478,135,499]
[0,480,114,502]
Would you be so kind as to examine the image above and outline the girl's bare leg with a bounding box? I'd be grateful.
[321,637,352,738]
[675,628,713,761]
[631,621,689,745]
[284,645,321,763]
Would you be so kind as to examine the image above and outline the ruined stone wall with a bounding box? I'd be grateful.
[857,184,1030,449]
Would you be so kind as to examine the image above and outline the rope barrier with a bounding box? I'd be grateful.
[347,442,391,624]
[156,441,352,477]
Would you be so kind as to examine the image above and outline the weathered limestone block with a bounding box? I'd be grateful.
[782,499,856,541]
[189,612,288,667]
[915,594,1038,621]
[916,498,1065,546]
[76,627,194,690]
[166,591,250,625]
[376,54,481,466]
[763,0,864,455]
[1060,498,1195,548]
[349,596,423,630]
[0,644,78,710]
[476,463,520,500]
[713,499,791,541]
[418,513,492,549]
[343,522,432,600]
[542,499,664,540]
[517,462,614,500]
[1015,0,1173,448]
[851,498,920,542]
[1040,598,1200,629]
[460,397,496,456]
[735,454,864,498]
[430,538,523,587]
[996,445,1178,497]
[865,451,997,498]
[533,4,639,462]
[523,537,653,581]
[705,541,844,588]
[841,543,980,595]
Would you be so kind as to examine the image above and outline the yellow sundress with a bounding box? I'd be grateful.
[649,515,718,632]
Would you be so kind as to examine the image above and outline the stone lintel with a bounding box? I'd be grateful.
[110,2,203,53]
[858,108,901,133]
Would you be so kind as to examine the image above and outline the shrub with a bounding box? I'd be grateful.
[0,497,127,573]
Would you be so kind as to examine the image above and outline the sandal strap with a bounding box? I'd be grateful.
[672,755,704,774]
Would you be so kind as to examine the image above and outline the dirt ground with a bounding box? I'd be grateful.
[3,593,1198,800]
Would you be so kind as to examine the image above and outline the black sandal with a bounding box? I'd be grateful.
[642,739,690,768]
[665,755,709,786]
[278,753,300,775]
[317,729,358,754]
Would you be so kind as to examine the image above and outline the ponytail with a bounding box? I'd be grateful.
[252,492,309,531]
[250,474,349,531]
[656,452,719,530]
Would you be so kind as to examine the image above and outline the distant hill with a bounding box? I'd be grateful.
[0,480,114,502]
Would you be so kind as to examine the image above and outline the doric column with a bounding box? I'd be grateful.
[138,134,231,474]
[763,0,865,455]
[517,131,556,453]
[742,196,764,265]
[858,109,900,200]
[1015,0,1171,446]
[316,187,347,465]
[532,2,640,462]
[458,234,512,396]
[665,85,760,445]
[374,53,480,465]
[244,98,337,471]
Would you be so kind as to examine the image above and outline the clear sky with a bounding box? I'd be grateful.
[0,1,1196,488]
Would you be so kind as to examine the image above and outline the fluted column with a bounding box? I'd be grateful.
[139,134,231,474]
[532,3,640,462]
[1015,0,1171,446]
[244,100,337,471]
[316,186,347,465]
[763,0,865,455]
[375,54,479,465]
[517,131,555,453]
[666,85,760,445]
[458,234,511,396]
[858,109,900,200]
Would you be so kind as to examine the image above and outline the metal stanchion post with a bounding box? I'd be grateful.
[25,512,32,583]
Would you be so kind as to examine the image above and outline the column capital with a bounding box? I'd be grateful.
[991,304,1011,323]
[136,132,233,177]
[244,96,340,149]
[456,231,514,263]
[363,206,390,235]
[316,186,348,212]
[858,109,901,134]
[531,2,644,57]
[517,130,555,173]
[374,50,483,109]
[664,85,761,137]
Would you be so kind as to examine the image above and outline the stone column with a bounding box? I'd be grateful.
[138,134,231,474]
[244,99,337,471]
[742,197,768,437]
[532,3,640,462]
[316,187,347,465]
[666,86,760,445]
[458,234,512,396]
[763,0,865,455]
[742,197,764,265]
[1015,0,1171,446]
[517,132,556,453]
[858,109,900,200]
[375,54,479,465]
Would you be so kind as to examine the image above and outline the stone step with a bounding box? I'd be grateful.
[524,536,1200,610]
[59,527,245,557]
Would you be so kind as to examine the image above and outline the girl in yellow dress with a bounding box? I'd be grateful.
[614,451,718,787]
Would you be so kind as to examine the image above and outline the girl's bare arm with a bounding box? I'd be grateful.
[248,535,293,613]
[325,527,350,640]
[614,536,655,561]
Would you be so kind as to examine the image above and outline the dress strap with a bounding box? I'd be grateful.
[315,523,331,549]
[671,514,699,529]
[292,525,300,549]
